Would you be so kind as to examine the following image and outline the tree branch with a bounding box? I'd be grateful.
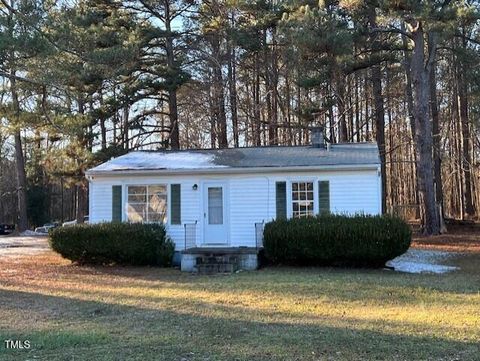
[370,27,413,40]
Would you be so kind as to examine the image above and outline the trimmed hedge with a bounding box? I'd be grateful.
[49,223,174,266]
[263,214,411,267]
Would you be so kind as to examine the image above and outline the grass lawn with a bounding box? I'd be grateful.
[0,244,479,360]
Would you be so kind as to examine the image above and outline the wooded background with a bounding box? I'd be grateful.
[0,0,479,235]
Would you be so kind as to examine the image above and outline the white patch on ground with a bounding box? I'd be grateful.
[19,230,48,237]
[0,236,49,257]
[91,151,228,172]
[387,249,459,274]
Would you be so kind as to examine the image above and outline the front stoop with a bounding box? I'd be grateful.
[180,248,259,273]
[195,256,238,274]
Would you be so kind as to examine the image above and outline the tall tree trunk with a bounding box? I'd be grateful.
[263,29,274,145]
[99,88,107,150]
[254,53,261,146]
[123,105,129,150]
[13,132,28,231]
[409,23,440,235]
[271,32,279,145]
[457,35,475,217]
[401,24,420,219]
[7,2,28,232]
[365,85,369,142]
[264,28,278,145]
[164,0,179,149]
[211,35,228,148]
[227,37,239,148]
[334,67,347,142]
[354,72,360,142]
[10,75,28,232]
[286,69,293,145]
[368,6,386,213]
[452,82,464,218]
[76,96,87,224]
[372,63,386,214]
[428,34,444,223]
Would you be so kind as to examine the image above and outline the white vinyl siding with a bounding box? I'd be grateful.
[88,168,381,250]
[89,183,113,223]
[229,177,272,247]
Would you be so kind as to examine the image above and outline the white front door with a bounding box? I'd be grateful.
[203,182,228,245]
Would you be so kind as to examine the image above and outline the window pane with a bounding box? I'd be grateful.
[149,193,166,210]
[127,203,146,222]
[127,185,168,224]
[128,186,146,195]
[128,194,146,203]
[292,191,299,201]
[208,187,223,224]
[149,185,166,196]
[307,202,314,211]
[291,182,314,218]
[147,186,167,223]
[148,206,166,222]
[148,195,167,213]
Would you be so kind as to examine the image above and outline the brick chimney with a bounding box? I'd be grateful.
[310,126,326,149]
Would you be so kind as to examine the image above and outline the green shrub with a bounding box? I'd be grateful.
[263,214,411,267]
[49,223,174,266]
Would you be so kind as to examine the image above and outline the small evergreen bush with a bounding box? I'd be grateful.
[263,214,411,267]
[49,223,174,266]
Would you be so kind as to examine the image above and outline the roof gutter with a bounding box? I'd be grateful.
[86,163,381,179]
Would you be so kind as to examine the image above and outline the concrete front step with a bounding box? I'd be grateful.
[194,255,239,274]
[195,262,237,274]
[180,250,260,272]
[197,255,238,264]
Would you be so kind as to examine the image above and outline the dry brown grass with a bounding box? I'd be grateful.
[412,224,480,253]
[0,227,479,360]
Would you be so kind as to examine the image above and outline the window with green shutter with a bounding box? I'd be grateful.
[112,185,122,222]
[170,184,181,225]
[276,181,287,219]
[318,180,330,214]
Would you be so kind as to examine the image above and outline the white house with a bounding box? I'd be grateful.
[86,128,382,272]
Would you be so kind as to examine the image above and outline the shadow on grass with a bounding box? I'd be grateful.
[0,288,478,361]
[5,278,479,336]
[71,263,480,301]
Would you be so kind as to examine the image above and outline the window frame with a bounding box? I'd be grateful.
[285,177,330,218]
[125,184,168,224]
[290,180,315,218]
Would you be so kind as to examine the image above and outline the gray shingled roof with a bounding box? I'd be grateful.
[87,143,380,174]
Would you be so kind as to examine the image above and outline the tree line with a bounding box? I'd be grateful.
[0,0,479,235]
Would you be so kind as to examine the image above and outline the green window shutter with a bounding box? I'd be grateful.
[171,184,181,225]
[276,182,287,219]
[318,181,330,214]
[112,185,122,222]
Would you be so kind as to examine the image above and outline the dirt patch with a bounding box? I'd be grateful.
[412,224,480,253]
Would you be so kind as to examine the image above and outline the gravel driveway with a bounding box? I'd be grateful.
[0,235,50,257]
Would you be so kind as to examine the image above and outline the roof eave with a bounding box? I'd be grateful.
[86,163,381,178]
